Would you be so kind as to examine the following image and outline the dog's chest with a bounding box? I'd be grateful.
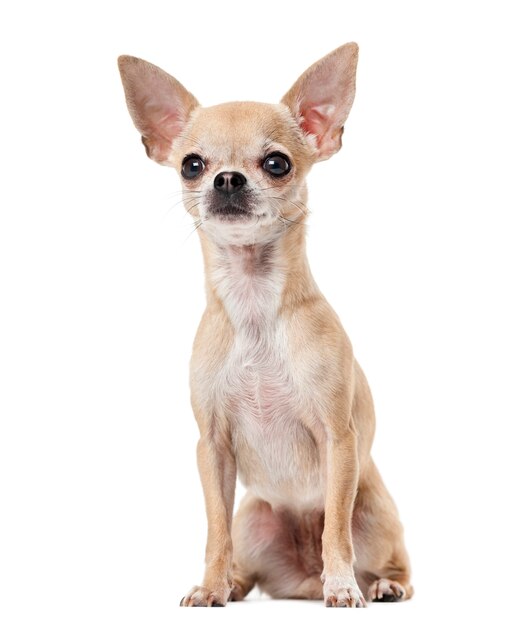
[212,248,295,417]
[211,247,324,508]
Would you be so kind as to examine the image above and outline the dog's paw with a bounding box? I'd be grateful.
[180,585,228,607]
[368,578,406,602]
[323,575,367,608]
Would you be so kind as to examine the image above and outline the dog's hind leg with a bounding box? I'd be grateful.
[352,460,413,602]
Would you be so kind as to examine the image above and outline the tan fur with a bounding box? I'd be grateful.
[118,43,412,608]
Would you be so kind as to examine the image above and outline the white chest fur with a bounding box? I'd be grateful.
[210,245,323,510]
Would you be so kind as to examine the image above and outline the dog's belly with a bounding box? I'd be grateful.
[226,359,325,510]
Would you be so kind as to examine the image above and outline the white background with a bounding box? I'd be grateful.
[1,1,522,624]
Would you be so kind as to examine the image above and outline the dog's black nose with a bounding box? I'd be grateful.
[214,171,246,195]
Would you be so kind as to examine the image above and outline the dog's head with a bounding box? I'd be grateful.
[118,44,358,245]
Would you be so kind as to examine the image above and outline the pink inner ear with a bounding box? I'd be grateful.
[300,104,336,144]
[140,103,187,163]
[151,110,184,143]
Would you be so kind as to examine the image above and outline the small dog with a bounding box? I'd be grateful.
[118,43,412,608]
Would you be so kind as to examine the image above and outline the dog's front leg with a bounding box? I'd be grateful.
[180,419,236,607]
[321,425,367,608]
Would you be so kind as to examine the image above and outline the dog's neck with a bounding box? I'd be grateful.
[199,217,319,329]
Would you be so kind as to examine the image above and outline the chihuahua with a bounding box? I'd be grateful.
[118,43,412,608]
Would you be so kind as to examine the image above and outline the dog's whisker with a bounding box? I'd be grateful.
[267,196,308,224]
[258,184,303,192]
[184,200,202,217]
[168,198,191,210]
[181,216,208,246]
[166,189,202,197]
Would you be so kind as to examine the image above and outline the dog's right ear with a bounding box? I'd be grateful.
[117,56,199,165]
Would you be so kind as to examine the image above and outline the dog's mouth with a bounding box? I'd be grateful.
[206,190,256,221]
[210,205,252,220]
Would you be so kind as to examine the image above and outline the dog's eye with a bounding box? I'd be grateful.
[181,155,205,179]
[263,152,291,177]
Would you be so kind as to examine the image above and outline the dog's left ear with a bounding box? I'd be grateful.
[281,43,358,161]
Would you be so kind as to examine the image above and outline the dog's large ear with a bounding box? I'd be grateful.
[281,43,358,161]
[118,56,199,165]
